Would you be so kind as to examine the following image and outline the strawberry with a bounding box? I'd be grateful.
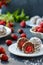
[0,47,5,54]
[25,46,33,53]
[5,40,12,46]
[1,54,8,61]
[37,28,43,33]
[20,20,26,28]
[9,22,14,27]
[35,26,40,31]
[6,22,14,27]
[20,33,26,37]
[2,0,6,5]
[40,22,43,28]
[17,29,23,34]
[11,34,18,40]
[0,1,2,8]
[0,20,6,25]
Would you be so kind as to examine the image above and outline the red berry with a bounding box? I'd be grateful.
[7,22,14,28]
[9,22,14,27]
[2,0,6,5]
[0,47,5,54]
[8,22,14,27]
[11,34,18,40]
[21,33,26,37]
[20,20,26,28]
[37,28,43,33]
[0,1,2,8]
[1,54,8,61]
[0,20,6,25]
[17,29,23,34]
[40,22,43,28]
[25,46,33,53]
[5,40,12,46]
[35,26,40,31]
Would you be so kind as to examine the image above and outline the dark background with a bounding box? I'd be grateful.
[2,0,43,17]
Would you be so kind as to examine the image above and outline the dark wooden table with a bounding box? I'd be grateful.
[0,23,43,65]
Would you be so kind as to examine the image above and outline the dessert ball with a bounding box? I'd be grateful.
[30,16,40,24]
[22,41,34,54]
[29,37,42,52]
[36,18,43,25]
[17,38,28,50]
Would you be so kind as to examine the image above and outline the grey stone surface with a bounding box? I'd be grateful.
[0,23,43,65]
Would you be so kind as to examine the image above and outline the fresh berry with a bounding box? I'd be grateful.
[25,46,33,53]
[8,22,14,27]
[37,28,43,33]
[40,22,43,28]
[1,54,8,61]
[20,20,26,28]
[11,34,18,40]
[10,22,14,27]
[5,40,12,46]
[35,26,40,31]
[20,33,26,37]
[0,47,5,54]
[6,22,14,27]
[2,0,7,6]
[0,1,2,8]
[17,29,23,34]
[0,20,6,25]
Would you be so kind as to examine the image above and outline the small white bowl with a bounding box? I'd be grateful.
[30,26,43,39]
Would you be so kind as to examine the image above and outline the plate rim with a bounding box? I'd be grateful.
[0,26,11,38]
[26,20,38,27]
[8,43,43,57]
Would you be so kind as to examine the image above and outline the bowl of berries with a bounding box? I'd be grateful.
[30,22,43,39]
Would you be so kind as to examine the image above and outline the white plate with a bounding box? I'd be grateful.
[0,26,11,38]
[26,20,37,27]
[8,43,43,57]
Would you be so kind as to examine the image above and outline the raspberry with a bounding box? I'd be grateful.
[0,47,5,54]
[21,33,26,37]
[1,54,8,61]
[11,34,18,40]
[20,20,26,28]
[5,40,12,46]
[25,46,33,53]
[17,29,23,34]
